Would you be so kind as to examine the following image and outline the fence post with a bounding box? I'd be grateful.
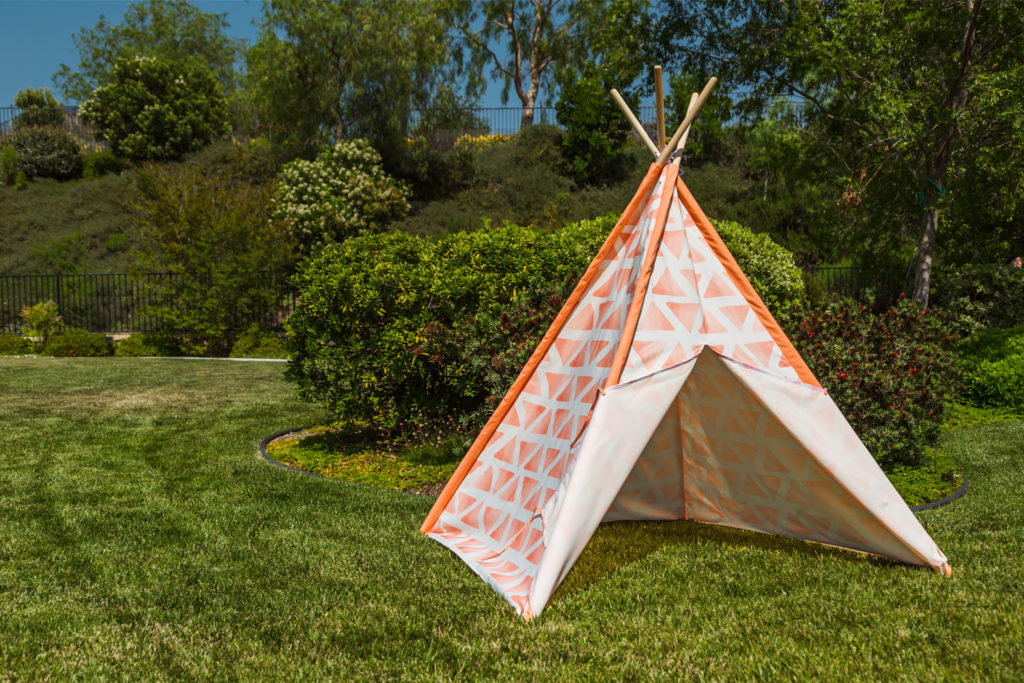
[55,271,63,323]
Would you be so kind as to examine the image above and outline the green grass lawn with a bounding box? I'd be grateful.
[1,358,1022,679]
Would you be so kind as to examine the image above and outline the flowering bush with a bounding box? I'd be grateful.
[453,133,513,153]
[80,55,228,161]
[783,297,961,469]
[7,126,82,180]
[273,139,410,253]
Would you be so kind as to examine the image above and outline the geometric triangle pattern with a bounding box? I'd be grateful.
[606,349,946,570]
[620,182,800,384]
[423,162,950,620]
[427,170,673,616]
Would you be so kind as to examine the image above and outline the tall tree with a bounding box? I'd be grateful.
[666,0,1024,306]
[246,0,451,152]
[454,1,653,128]
[53,0,244,102]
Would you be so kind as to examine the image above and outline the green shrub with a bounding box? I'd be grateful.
[0,145,17,185]
[556,69,633,185]
[287,210,808,436]
[185,138,303,187]
[388,140,475,201]
[19,300,62,343]
[229,324,287,358]
[114,333,182,357]
[511,124,567,174]
[0,333,35,355]
[14,171,28,189]
[285,214,612,431]
[8,126,82,180]
[80,55,229,161]
[131,163,296,356]
[783,298,962,470]
[42,328,109,357]
[958,326,1024,415]
[273,139,410,253]
[711,219,806,313]
[13,88,64,129]
[82,151,124,179]
[930,264,1024,332]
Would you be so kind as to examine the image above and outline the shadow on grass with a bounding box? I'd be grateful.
[551,517,901,605]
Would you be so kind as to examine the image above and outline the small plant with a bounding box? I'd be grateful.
[20,300,62,344]
[14,171,28,189]
[42,328,110,357]
[114,333,182,357]
[0,333,35,355]
[0,145,17,185]
[8,126,83,180]
[229,324,287,358]
[82,151,124,180]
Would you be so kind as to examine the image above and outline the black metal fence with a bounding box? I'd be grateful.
[2,266,902,336]
[0,105,106,151]
[803,265,906,303]
[0,272,295,335]
[407,105,660,140]
[2,103,667,153]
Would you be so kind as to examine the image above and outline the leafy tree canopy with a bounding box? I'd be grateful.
[53,0,244,102]
[246,0,453,156]
[664,0,1024,305]
[452,0,655,127]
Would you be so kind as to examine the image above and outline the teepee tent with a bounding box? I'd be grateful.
[421,73,950,620]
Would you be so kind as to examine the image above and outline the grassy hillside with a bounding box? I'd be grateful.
[0,134,770,277]
[0,173,138,275]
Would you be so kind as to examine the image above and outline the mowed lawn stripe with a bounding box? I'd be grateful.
[0,358,1021,680]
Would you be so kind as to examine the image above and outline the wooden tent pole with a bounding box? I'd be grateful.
[611,88,658,156]
[675,92,700,157]
[654,65,666,150]
[656,77,718,166]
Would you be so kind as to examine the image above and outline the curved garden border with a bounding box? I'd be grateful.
[258,425,432,497]
[259,425,970,510]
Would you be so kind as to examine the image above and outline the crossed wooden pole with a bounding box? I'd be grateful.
[610,66,717,165]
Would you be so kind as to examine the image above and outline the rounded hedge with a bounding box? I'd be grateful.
[42,328,110,357]
[80,55,229,162]
[8,126,82,180]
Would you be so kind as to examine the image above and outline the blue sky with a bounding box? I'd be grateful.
[0,0,509,107]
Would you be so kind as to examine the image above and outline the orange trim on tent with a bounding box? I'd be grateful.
[605,163,680,387]
[675,177,822,390]
[420,163,664,533]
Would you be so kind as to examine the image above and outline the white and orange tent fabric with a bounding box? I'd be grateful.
[420,76,950,620]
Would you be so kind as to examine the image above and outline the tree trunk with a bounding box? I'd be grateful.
[912,202,940,308]
[520,99,535,128]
